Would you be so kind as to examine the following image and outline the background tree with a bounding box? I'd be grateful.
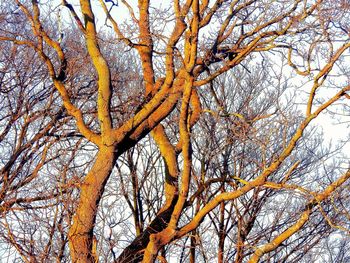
[1,0,350,262]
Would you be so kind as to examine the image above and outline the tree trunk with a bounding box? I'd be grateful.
[116,199,177,263]
[218,201,225,263]
[189,230,196,263]
[68,146,115,262]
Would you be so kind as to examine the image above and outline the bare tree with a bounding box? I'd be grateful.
[1,0,350,262]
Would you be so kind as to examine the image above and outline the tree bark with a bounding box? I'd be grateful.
[116,198,177,263]
[68,145,116,262]
[218,201,225,263]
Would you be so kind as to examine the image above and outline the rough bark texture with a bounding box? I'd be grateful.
[116,198,178,263]
[68,146,116,263]
[2,1,350,262]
